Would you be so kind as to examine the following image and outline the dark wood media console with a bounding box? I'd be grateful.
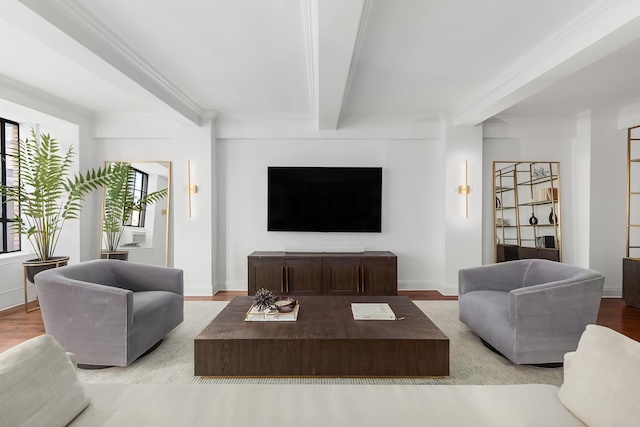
[248,251,397,296]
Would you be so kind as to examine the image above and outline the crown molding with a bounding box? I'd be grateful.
[18,0,203,125]
[0,73,91,121]
[215,113,440,140]
[618,102,640,129]
[454,0,640,126]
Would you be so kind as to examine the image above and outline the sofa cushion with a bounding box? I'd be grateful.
[558,324,640,427]
[0,335,89,427]
[71,383,584,426]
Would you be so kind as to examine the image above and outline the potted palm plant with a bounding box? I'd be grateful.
[0,128,112,288]
[101,162,168,260]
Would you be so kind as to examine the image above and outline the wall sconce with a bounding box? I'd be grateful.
[188,160,197,218]
[459,161,470,218]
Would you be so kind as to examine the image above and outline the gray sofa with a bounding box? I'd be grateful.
[34,259,184,367]
[458,259,604,365]
[4,325,640,426]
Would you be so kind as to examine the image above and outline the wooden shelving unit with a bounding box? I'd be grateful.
[624,125,640,309]
[494,161,562,263]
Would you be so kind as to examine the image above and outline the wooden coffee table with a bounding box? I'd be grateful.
[194,295,449,377]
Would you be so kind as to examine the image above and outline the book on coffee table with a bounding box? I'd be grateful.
[245,301,299,322]
[351,303,396,320]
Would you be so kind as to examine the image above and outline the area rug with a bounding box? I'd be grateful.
[77,301,563,386]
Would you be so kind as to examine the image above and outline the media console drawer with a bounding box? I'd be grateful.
[247,251,397,296]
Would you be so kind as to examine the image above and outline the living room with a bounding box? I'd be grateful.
[0,1,637,306]
[2,1,640,425]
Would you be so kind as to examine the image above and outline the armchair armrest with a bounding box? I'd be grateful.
[508,276,604,330]
[458,261,531,295]
[36,276,134,330]
[112,261,184,295]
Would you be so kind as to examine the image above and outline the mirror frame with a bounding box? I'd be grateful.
[99,160,172,266]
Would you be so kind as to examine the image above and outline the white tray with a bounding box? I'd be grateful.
[245,301,299,322]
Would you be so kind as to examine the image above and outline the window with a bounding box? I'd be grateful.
[1,118,20,253]
[126,168,148,227]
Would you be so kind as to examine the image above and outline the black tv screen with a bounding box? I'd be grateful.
[268,167,382,232]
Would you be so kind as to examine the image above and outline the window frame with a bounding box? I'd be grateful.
[0,118,20,254]
[125,167,149,228]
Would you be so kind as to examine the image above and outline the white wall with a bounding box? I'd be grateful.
[483,115,577,265]
[217,138,443,291]
[0,95,95,311]
[94,118,215,296]
[483,113,628,297]
[589,111,627,296]
[440,120,483,293]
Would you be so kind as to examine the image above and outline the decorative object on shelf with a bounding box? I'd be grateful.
[532,167,548,180]
[496,197,501,209]
[536,237,545,248]
[252,288,275,311]
[529,213,538,225]
[544,187,558,201]
[549,208,558,224]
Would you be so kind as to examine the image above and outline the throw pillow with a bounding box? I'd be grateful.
[0,335,90,427]
[558,324,640,427]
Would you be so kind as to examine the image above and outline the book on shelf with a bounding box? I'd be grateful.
[351,303,396,320]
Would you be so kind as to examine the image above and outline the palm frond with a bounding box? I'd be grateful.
[102,163,167,251]
[0,128,113,260]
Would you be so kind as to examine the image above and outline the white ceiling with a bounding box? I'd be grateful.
[2,0,640,128]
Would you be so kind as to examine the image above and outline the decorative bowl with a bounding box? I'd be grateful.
[274,296,297,313]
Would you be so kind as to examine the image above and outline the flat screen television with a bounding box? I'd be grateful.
[268,167,382,232]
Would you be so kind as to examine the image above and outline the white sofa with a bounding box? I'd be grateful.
[2,325,639,427]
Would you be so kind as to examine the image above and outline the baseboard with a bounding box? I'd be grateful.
[184,285,215,296]
[218,280,247,292]
[602,288,622,298]
[397,280,437,291]
[437,283,459,296]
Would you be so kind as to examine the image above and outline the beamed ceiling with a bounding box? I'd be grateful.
[2,0,640,128]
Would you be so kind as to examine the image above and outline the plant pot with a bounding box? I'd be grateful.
[24,256,70,284]
[101,251,129,261]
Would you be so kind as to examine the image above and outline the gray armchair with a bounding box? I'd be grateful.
[35,259,183,368]
[458,259,604,365]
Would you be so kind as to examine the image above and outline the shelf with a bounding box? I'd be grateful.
[517,176,558,186]
[496,206,516,210]
[518,200,558,206]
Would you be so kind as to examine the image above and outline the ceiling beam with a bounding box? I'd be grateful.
[17,0,203,126]
[454,0,640,127]
[316,0,370,130]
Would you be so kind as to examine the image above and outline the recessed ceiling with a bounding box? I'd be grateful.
[1,0,639,128]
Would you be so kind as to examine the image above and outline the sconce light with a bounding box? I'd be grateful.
[188,160,197,218]
[459,161,470,218]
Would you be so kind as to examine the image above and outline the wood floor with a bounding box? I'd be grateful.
[1,291,639,354]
